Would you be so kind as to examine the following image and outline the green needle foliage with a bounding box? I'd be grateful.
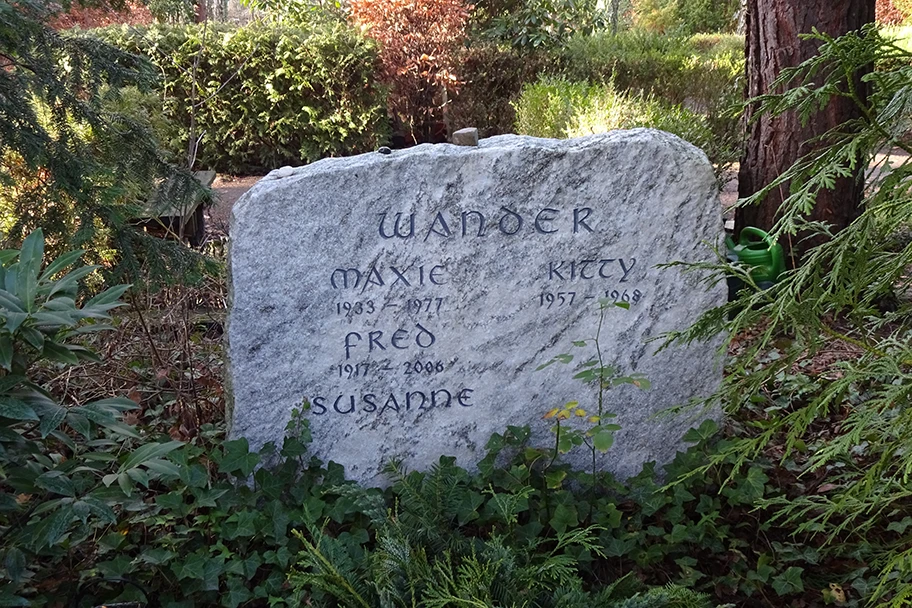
[665,25,912,606]
[1,0,212,287]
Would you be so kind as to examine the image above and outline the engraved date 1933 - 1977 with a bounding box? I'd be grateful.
[335,297,444,318]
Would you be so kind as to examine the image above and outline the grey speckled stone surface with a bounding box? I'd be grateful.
[228,130,726,486]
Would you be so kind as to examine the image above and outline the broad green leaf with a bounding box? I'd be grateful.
[592,428,615,452]
[126,467,150,487]
[32,311,77,327]
[771,566,804,596]
[4,265,18,295]
[4,547,26,584]
[84,284,131,310]
[0,289,25,312]
[17,230,43,312]
[41,297,76,311]
[139,548,176,565]
[0,250,19,265]
[80,496,116,523]
[144,458,182,478]
[549,502,578,534]
[120,441,184,473]
[47,265,98,298]
[0,397,38,421]
[87,397,140,412]
[31,505,73,549]
[35,471,76,497]
[67,345,102,363]
[4,312,28,334]
[0,334,11,370]
[0,591,29,607]
[19,326,43,350]
[682,419,718,444]
[39,250,85,281]
[66,412,92,439]
[117,472,133,496]
[42,341,80,365]
[0,375,25,393]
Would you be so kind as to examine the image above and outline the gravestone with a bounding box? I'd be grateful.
[227,129,726,486]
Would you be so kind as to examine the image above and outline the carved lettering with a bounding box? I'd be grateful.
[407,391,428,410]
[534,208,559,234]
[431,389,452,408]
[424,212,452,241]
[549,261,565,280]
[389,266,411,287]
[378,212,415,239]
[461,210,487,237]
[599,259,616,279]
[619,258,636,282]
[333,394,355,414]
[578,259,596,280]
[330,268,362,289]
[312,396,327,415]
[429,265,446,285]
[498,207,523,235]
[380,394,400,415]
[573,207,594,233]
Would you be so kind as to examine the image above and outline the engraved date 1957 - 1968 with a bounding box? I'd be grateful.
[539,288,643,308]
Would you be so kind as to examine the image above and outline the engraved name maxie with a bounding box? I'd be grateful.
[311,205,648,417]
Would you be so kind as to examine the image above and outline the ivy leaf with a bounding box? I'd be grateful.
[771,566,804,596]
[549,502,578,534]
[545,469,567,489]
[223,576,253,608]
[218,438,260,477]
[682,419,719,444]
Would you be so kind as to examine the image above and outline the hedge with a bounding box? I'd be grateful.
[92,22,388,174]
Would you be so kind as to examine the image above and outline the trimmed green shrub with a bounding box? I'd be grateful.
[91,22,388,174]
[556,30,743,109]
[514,77,736,169]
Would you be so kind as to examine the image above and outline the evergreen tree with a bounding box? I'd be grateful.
[0,0,211,286]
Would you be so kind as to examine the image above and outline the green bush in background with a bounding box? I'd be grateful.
[514,76,736,169]
[511,31,743,171]
[91,22,388,175]
[556,31,743,108]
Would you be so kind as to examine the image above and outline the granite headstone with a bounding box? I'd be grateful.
[228,129,726,485]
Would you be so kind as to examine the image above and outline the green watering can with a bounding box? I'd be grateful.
[726,226,786,290]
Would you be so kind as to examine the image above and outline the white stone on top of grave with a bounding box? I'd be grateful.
[227,129,726,486]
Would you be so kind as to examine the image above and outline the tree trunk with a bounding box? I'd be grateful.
[736,0,874,264]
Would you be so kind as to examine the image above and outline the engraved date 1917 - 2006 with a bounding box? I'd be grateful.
[332,359,447,379]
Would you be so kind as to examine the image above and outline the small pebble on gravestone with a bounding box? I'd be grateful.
[451,128,479,146]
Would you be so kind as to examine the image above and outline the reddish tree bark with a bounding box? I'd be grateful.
[736,0,875,263]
